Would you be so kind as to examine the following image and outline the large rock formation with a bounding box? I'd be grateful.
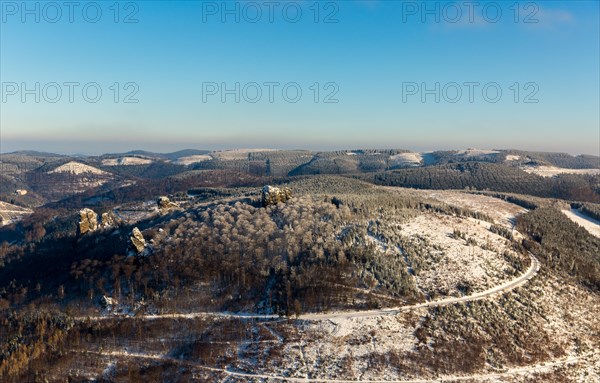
[261,185,292,207]
[129,227,147,254]
[79,208,99,235]
[157,196,179,211]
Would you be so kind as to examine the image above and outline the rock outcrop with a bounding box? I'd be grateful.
[79,208,99,235]
[157,196,179,211]
[261,185,292,207]
[129,227,147,254]
[101,211,119,228]
[100,295,118,308]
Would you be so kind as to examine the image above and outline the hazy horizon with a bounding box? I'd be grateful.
[1,1,599,155]
[1,143,598,158]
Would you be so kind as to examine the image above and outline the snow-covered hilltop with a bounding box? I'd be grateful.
[48,161,108,175]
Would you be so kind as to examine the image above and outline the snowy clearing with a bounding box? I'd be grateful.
[521,165,600,177]
[101,157,153,166]
[383,187,526,230]
[397,213,524,298]
[389,152,422,167]
[0,201,33,225]
[173,154,213,165]
[562,209,600,238]
[455,149,500,157]
[421,190,525,229]
[213,149,277,160]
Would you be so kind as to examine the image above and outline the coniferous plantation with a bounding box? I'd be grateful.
[0,149,599,382]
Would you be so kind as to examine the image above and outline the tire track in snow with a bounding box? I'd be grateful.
[85,348,590,383]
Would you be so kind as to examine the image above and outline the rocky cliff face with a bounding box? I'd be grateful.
[79,209,119,234]
[129,227,147,254]
[261,185,292,207]
[79,208,99,235]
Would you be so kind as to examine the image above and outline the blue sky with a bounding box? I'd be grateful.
[1,0,598,155]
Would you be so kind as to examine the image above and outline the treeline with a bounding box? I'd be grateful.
[518,207,600,291]
[475,192,545,210]
[571,202,600,222]
[427,150,504,165]
[289,150,409,176]
[246,150,314,177]
[364,163,600,203]
[504,150,600,169]
[101,161,186,179]
[46,169,265,210]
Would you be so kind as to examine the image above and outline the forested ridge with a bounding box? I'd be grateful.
[518,207,600,291]
[364,162,600,203]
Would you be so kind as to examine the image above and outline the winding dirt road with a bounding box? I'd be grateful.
[77,254,539,322]
[301,253,539,320]
[76,254,555,382]
[87,348,588,383]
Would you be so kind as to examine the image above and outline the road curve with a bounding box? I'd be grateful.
[76,254,539,322]
[300,253,540,320]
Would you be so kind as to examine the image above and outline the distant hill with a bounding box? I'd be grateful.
[502,149,600,169]
[2,150,65,158]
[106,149,212,160]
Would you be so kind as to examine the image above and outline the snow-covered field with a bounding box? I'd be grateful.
[101,157,153,166]
[562,209,600,238]
[521,165,600,177]
[48,161,108,175]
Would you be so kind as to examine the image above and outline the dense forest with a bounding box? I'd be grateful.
[365,163,600,203]
[518,207,600,291]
